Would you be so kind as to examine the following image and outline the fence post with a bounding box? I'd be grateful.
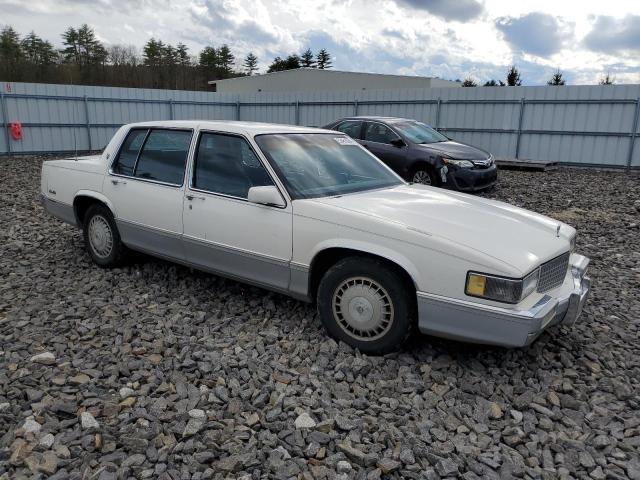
[435,98,441,129]
[354,99,358,116]
[295,100,300,125]
[236,100,241,121]
[515,97,526,159]
[626,97,640,170]
[0,91,11,155]
[168,99,174,120]
[83,95,92,151]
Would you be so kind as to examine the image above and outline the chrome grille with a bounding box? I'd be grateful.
[537,252,570,292]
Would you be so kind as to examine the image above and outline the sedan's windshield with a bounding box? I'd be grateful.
[255,133,403,199]
[392,121,448,144]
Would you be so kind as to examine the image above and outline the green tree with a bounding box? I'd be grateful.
[199,46,219,69]
[61,24,107,66]
[21,32,57,65]
[217,44,235,76]
[547,69,565,86]
[143,38,165,67]
[599,73,614,85]
[301,48,315,68]
[461,77,477,87]
[506,65,522,86]
[243,52,258,75]
[176,43,190,66]
[267,54,301,72]
[316,48,332,69]
[0,26,23,79]
[484,79,505,86]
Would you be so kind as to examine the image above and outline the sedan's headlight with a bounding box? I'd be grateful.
[465,269,539,304]
[443,158,474,168]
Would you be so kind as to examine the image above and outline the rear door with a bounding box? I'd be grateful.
[361,122,407,175]
[103,127,193,260]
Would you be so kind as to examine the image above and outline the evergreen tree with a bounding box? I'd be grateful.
[599,73,614,85]
[243,52,258,75]
[267,54,301,72]
[61,24,107,66]
[461,77,477,87]
[0,26,23,78]
[316,48,332,69]
[547,70,565,86]
[484,79,505,86]
[21,32,58,65]
[176,43,190,66]
[199,46,219,69]
[217,44,235,76]
[301,48,315,68]
[143,38,165,67]
[506,65,522,86]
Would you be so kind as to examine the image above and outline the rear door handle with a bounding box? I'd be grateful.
[111,179,127,185]
[186,194,205,201]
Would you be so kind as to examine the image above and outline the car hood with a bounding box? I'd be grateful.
[312,184,573,275]
[416,140,489,160]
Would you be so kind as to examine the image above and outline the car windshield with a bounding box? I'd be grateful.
[255,133,403,199]
[392,121,448,144]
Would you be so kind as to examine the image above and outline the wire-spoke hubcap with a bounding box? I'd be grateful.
[412,170,432,185]
[88,215,113,259]
[332,277,394,341]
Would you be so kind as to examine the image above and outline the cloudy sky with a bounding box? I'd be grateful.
[1,0,639,85]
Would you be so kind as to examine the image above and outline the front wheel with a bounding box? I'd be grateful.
[83,204,128,267]
[317,257,416,354]
[410,166,439,186]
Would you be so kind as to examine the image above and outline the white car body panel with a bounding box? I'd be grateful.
[40,120,590,348]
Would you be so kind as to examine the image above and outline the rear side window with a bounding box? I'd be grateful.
[112,129,147,176]
[134,130,192,185]
[336,121,362,139]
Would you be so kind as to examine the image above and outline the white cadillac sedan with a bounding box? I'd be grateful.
[40,121,590,354]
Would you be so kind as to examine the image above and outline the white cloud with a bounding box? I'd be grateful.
[0,0,638,85]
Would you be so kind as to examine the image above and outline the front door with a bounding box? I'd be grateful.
[103,127,194,260]
[361,122,407,175]
[182,131,292,291]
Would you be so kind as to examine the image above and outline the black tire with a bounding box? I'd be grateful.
[83,204,128,267]
[410,165,439,187]
[317,257,416,355]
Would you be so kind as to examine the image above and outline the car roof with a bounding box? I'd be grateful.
[336,116,414,123]
[126,120,336,135]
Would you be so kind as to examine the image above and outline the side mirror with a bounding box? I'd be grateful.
[390,138,405,148]
[247,186,285,208]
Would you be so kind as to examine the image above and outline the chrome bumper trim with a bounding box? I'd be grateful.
[416,254,591,347]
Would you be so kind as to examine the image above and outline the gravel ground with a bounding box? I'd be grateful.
[1,155,639,480]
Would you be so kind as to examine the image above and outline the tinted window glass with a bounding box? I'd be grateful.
[363,123,399,144]
[112,129,147,176]
[255,134,402,199]
[134,129,192,185]
[336,121,362,139]
[194,133,274,199]
[391,121,448,144]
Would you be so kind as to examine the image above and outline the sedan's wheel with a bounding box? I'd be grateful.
[317,257,415,354]
[411,168,437,186]
[83,204,128,267]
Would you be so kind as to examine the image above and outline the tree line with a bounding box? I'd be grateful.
[0,25,334,90]
[460,65,616,87]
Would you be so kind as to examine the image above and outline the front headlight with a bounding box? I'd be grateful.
[465,269,539,304]
[443,158,474,168]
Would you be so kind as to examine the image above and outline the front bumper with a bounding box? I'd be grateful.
[416,254,591,347]
[445,164,498,192]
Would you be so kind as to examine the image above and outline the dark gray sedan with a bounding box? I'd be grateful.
[323,116,497,191]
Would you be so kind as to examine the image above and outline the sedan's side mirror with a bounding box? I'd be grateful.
[390,138,406,148]
[247,186,285,208]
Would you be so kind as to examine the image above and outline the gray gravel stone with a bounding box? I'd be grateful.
[1,158,638,479]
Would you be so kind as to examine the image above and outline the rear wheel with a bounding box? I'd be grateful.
[317,257,415,354]
[83,204,128,267]
[410,166,438,186]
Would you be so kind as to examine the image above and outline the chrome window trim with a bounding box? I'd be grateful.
[188,129,289,210]
[362,120,403,146]
[108,126,196,188]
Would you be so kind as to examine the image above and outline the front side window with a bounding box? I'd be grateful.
[134,129,192,185]
[336,121,362,139]
[112,129,148,176]
[255,133,402,199]
[193,133,274,199]
[363,122,400,145]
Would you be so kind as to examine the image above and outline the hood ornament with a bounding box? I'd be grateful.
[556,224,561,237]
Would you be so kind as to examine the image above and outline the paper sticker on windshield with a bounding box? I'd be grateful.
[334,136,358,146]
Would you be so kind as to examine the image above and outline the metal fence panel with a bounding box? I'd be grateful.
[1,81,639,167]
